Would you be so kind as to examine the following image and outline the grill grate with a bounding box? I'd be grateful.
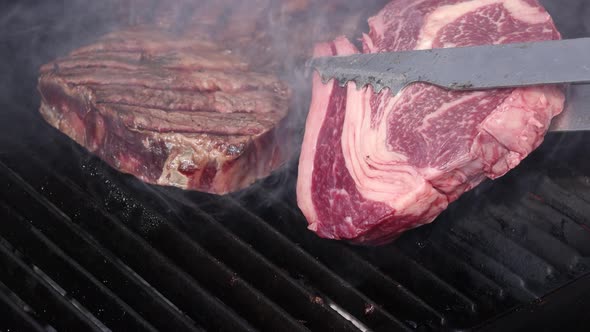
[2,105,590,331]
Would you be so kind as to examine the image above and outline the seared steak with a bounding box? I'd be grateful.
[38,27,291,194]
[297,0,565,244]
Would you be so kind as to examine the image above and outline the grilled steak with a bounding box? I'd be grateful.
[297,0,566,244]
[37,0,390,194]
[38,27,292,194]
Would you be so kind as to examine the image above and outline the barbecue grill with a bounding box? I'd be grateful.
[2,0,590,331]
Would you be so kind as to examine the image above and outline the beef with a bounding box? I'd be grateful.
[37,0,392,194]
[297,0,566,245]
[38,27,292,194]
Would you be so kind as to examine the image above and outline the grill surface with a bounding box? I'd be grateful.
[2,0,590,331]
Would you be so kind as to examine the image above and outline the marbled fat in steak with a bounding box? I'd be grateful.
[297,0,565,244]
[38,27,291,194]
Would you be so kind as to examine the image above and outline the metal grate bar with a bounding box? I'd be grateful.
[240,184,508,325]
[0,236,103,331]
[438,234,538,302]
[196,193,420,330]
[51,145,410,328]
[0,280,46,332]
[224,190,451,325]
[85,165,370,332]
[6,149,359,332]
[354,245,479,317]
[163,188,409,331]
[104,195,316,332]
[406,236,515,305]
[143,227,314,332]
[139,219,349,332]
[239,181,481,313]
[547,166,590,204]
[0,161,203,331]
[289,237,447,324]
[520,197,590,256]
[5,102,590,331]
[533,176,590,228]
[0,200,158,332]
[1,167,258,332]
[486,205,588,274]
[453,216,560,287]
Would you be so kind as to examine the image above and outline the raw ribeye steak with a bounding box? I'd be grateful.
[297,0,565,244]
[38,27,292,194]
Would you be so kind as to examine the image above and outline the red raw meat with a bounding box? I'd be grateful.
[297,0,565,244]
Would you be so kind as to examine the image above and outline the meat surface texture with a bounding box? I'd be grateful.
[38,27,292,194]
[297,0,565,244]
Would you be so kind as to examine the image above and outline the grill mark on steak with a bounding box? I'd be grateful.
[92,85,213,112]
[41,50,249,73]
[54,67,287,94]
[90,85,288,114]
[98,103,278,135]
[38,23,293,194]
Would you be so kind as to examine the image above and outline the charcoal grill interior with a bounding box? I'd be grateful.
[2,0,590,331]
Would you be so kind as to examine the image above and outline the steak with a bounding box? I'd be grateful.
[38,27,292,194]
[37,0,391,194]
[297,0,566,244]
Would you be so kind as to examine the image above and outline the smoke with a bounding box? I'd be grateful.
[108,0,391,205]
[218,0,390,205]
[0,0,136,175]
[0,0,391,212]
[0,1,130,102]
[13,0,588,213]
[540,0,590,39]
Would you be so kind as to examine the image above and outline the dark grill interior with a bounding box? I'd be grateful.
[2,0,590,331]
